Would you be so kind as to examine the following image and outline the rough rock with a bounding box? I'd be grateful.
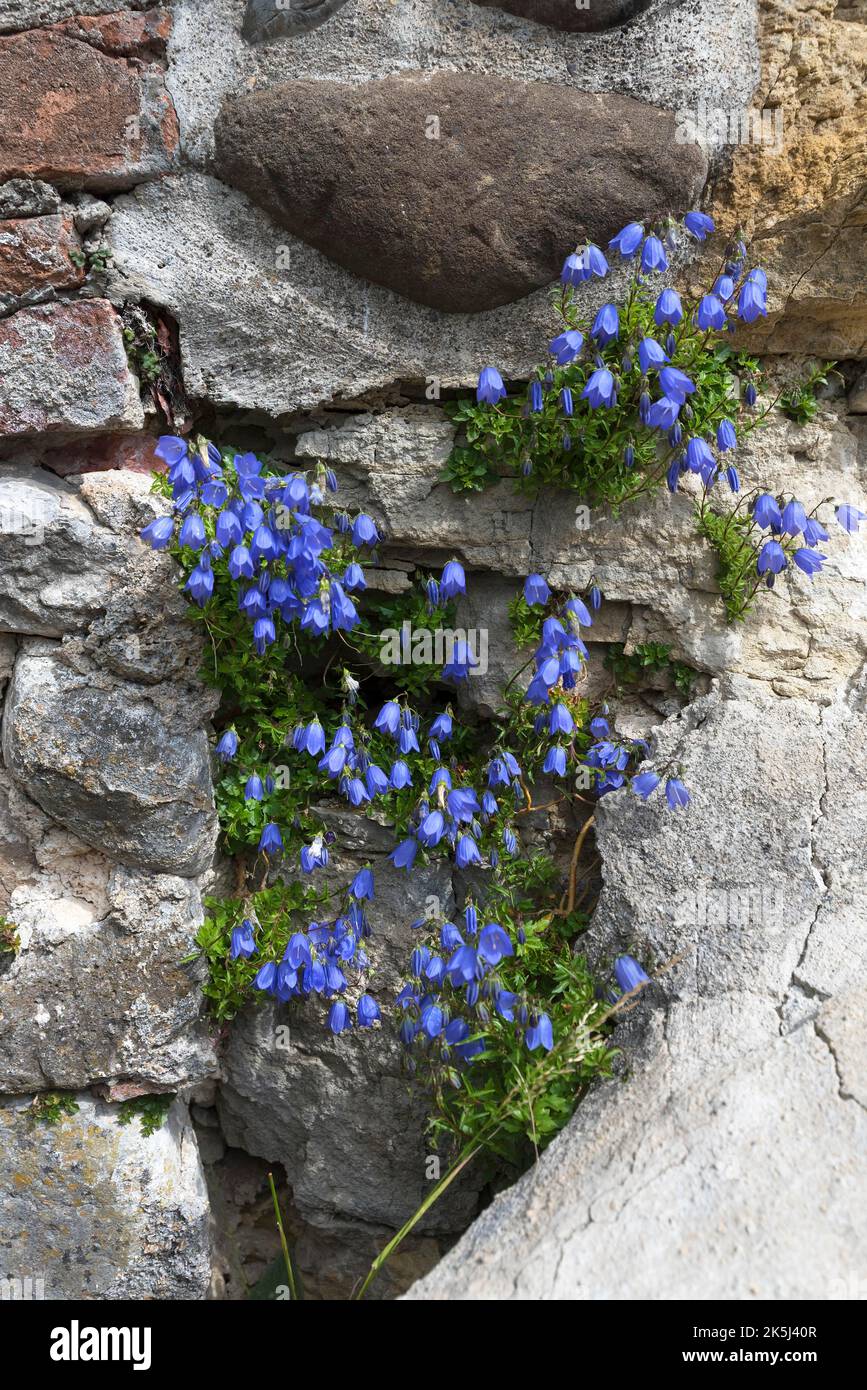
[0,2,149,30]
[0,177,60,219]
[297,401,867,702]
[0,1094,211,1300]
[109,170,650,414]
[0,212,84,304]
[243,0,352,41]
[406,677,867,1299]
[0,781,218,1091]
[0,26,178,191]
[708,0,867,357]
[168,0,759,169]
[473,0,654,32]
[2,644,218,875]
[218,821,482,1235]
[0,301,144,437]
[213,72,707,313]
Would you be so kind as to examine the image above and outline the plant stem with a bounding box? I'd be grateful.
[268,1171,300,1301]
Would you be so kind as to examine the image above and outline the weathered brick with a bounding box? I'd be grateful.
[0,299,144,437]
[0,27,178,191]
[0,212,84,298]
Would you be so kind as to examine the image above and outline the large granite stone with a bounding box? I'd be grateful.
[407,678,867,1299]
[473,0,654,33]
[0,1094,211,1300]
[243,0,351,42]
[2,645,217,875]
[213,71,707,313]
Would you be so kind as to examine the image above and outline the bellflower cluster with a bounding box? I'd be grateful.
[250,871,380,1034]
[395,903,553,1062]
[140,435,380,654]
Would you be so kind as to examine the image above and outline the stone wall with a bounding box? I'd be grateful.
[0,0,864,1300]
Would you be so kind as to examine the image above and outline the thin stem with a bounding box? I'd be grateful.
[268,1171,300,1301]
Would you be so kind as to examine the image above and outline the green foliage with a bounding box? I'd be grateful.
[352,588,458,697]
[779,362,836,425]
[29,1092,80,1127]
[117,1094,175,1137]
[508,593,542,649]
[0,917,20,956]
[443,283,744,507]
[697,507,761,623]
[605,641,696,698]
[195,881,332,1021]
[425,860,613,1166]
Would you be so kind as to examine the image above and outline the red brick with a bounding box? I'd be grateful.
[0,213,84,298]
[41,431,168,477]
[0,29,178,191]
[0,299,144,438]
[51,9,173,60]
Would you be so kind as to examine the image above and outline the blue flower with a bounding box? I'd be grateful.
[185,556,214,606]
[560,386,573,417]
[442,639,477,682]
[330,580,359,632]
[581,368,615,409]
[757,540,787,574]
[351,866,374,900]
[654,288,683,325]
[781,499,807,536]
[608,221,644,258]
[357,994,380,1027]
[216,729,238,763]
[614,954,650,992]
[753,493,782,530]
[389,759,412,790]
[549,329,584,364]
[525,1013,554,1051]
[477,366,506,405]
[647,396,681,431]
[327,1000,351,1034]
[245,774,264,802]
[664,778,690,810]
[589,584,602,611]
[228,544,255,580]
[549,703,574,736]
[179,513,206,551]
[632,770,660,799]
[374,701,400,737]
[447,787,480,823]
[641,236,667,274]
[352,513,379,548]
[716,419,737,451]
[543,745,567,776]
[420,1003,444,1039]
[638,337,668,373]
[524,573,550,607]
[686,437,714,474]
[529,380,544,413]
[683,210,715,240]
[343,560,366,592]
[744,383,758,407]
[666,457,681,493]
[803,516,829,546]
[230,919,257,960]
[253,616,276,654]
[836,504,866,533]
[725,464,740,493]
[140,515,175,550]
[447,943,479,985]
[253,962,277,992]
[793,547,826,577]
[696,294,726,330]
[658,366,695,403]
[418,810,446,848]
[440,559,466,599]
[503,826,517,855]
[155,435,188,466]
[455,833,482,869]
[737,272,767,324]
[258,822,283,855]
[389,834,416,867]
[565,596,592,627]
[478,922,513,965]
[590,303,619,345]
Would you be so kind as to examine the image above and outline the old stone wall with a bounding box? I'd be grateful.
[0,0,864,1300]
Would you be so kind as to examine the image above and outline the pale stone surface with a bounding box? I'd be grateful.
[0,1094,211,1300]
[407,678,867,1299]
[2,644,217,875]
